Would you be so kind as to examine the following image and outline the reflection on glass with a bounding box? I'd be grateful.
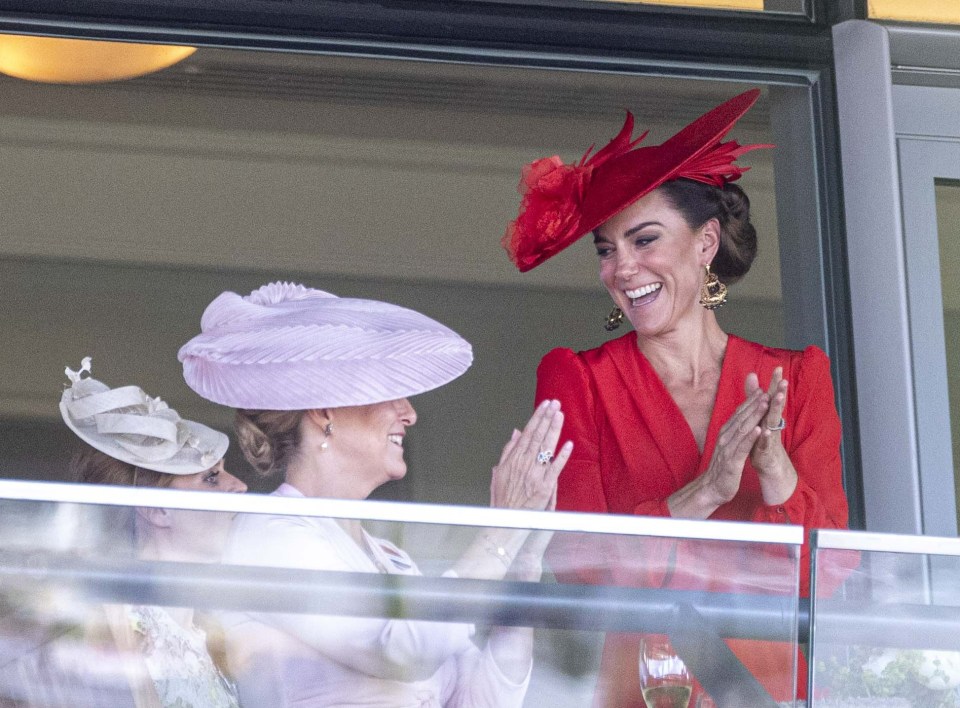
[935,180,960,532]
[810,540,960,707]
[0,35,195,84]
[0,490,802,708]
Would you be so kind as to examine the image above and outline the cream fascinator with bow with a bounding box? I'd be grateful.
[60,358,228,475]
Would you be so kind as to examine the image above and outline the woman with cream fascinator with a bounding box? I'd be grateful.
[179,281,573,708]
[56,357,246,708]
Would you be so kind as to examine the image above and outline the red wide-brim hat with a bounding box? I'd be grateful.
[502,88,771,272]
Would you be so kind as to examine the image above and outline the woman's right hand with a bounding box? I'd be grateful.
[668,387,769,518]
[490,399,572,511]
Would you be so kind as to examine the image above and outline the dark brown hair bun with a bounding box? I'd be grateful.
[657,178,757,283]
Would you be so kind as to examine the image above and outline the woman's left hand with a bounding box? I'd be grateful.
[490,399,572,512]
[745,367,798,505]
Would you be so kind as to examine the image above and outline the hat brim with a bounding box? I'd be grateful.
[582,89,762,235]
[61,400,228,476]
[181,341,473,411]
[179,287,475,411]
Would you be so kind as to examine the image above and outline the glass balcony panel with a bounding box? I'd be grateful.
[0,482,802,707]
[810,530,960,707]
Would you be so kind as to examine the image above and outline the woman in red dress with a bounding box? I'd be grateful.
[502,89,849,706]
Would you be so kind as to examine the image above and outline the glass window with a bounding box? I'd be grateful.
[0,484,801,707]
[810,530,960,706]
[936,180,960,532]
[869,0,960,25]
[889,104,960,536]
[0,45,785,506]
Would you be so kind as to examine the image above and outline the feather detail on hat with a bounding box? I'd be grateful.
[179,283,474,410]
[501,115,650,274]
[503,88,772,272]
[674,140,770,186]
[577,111,647,169]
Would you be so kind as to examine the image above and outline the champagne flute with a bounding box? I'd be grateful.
[639,635,693,708]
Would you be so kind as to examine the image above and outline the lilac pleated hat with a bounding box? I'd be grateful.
[178,282,474,410]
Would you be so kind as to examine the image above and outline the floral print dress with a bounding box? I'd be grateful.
[128,605,238,708]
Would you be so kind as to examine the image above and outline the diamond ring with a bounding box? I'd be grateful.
[536,450,554,465]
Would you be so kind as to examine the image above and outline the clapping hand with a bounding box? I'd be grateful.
[745,367,787,472]
[454,401,570,582]
[669,369,799,518]
[490,399,572,512]
[698,386,769,507]
[745,367,798,504]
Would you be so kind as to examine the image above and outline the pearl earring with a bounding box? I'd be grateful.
[321,422,334,450]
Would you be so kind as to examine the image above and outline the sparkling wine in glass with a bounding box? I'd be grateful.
[639,636,693,708]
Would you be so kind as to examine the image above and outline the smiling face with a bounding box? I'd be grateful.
[595,189,719,339]
[327,399,417,499]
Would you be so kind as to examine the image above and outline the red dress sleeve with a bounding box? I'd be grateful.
[537,347,676,587]
[750,346,849,532]
[746,346,852,602]
[537,348,618,584]
[536,348,607,515]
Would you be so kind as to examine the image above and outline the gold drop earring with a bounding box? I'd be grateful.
[604,307,624,331]
[699,265,728,310]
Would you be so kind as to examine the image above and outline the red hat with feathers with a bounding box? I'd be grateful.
[502,88,771,272]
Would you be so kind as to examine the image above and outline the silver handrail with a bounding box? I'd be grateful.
[0,479,804,544]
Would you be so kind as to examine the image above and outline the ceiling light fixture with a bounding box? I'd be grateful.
[0,35,196,84]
